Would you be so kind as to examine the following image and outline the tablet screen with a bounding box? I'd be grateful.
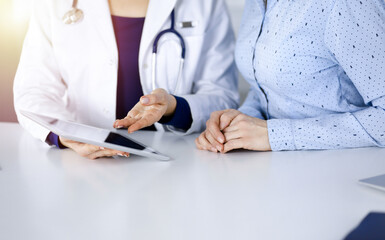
[105,132,145,150]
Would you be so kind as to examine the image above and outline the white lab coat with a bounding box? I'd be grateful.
[14,0,239,143]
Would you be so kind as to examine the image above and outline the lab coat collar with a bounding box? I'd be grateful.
[89,0,119,61]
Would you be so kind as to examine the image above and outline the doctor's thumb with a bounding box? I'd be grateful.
[140,96,151,105]
[140,95,157,105]
[140,91,167,105]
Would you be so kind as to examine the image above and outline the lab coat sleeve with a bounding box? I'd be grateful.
[168,0,239,135]
[266,0,385,151]
[13,0,74,143]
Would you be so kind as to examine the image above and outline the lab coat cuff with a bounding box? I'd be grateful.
[267,119,296,151]
[166,120,198,136]
[167,95,204,135]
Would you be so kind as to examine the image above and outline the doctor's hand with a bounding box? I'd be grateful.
[195,109,272,153]
[59,137,130,160]
[113,88,177,133]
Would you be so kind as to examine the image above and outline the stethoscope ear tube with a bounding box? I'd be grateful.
[151,53,157,91]
[151,10,186,94]
[151,54,185,95]
[174,59,184,94]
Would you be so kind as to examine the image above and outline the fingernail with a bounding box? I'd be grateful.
[216,146,222,152]
[100,147,105,150]
[114,122,122,128]
[117,153,124,157]
[218,137,224,143]
[116,125,123,129]
[124,154,129,158]
[211,147,217,153]
[141,97,149,104]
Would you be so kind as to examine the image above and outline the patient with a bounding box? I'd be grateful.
[196,0,385,153]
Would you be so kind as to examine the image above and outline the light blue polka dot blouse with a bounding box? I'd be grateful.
[235,0,385,151]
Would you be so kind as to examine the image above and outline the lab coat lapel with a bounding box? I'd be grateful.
[139,0,177,71]
[89,0,118,61]
[83,0,118,122]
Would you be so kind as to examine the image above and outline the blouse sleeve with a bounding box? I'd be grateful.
[267,0,385,151]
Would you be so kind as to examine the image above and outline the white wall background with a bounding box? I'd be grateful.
[0,0,247,122]
[0,0,28,122]
[225,0,245,35]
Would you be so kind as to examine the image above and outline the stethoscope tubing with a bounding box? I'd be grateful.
[151,10,186,94]
[72,0,78,8]
[152,10,186,59]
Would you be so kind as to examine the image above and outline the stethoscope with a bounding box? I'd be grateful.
[62,0,84,25]
[63,1,186,94]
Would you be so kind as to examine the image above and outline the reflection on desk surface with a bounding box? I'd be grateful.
[1,122,385,240]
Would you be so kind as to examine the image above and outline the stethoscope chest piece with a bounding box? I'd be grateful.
[62,8,84,25]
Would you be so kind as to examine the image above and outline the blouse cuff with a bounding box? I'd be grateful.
[267,119,296,151]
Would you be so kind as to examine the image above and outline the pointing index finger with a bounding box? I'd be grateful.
[127,116,155,133]
[114,117,137,129]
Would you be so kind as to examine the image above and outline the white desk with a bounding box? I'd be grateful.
[0,122,384,240]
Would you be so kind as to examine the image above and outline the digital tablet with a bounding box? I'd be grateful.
[359,174,385,192]
[20,110,171,161]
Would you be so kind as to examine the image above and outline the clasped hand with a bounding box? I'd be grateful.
[195,109,272,153]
